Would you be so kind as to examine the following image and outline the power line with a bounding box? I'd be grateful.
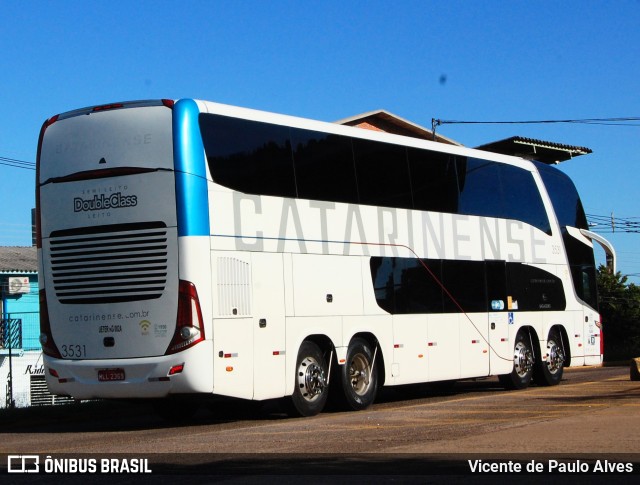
[0,156,35,170]
[587,213,640,234]
[434,117,640,127]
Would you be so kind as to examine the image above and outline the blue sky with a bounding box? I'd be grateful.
[1,1,639,281]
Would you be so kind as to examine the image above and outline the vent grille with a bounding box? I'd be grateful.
[49,222,169,304]
[217,257,251,316]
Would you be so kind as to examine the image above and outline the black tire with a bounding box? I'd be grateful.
[290,341,329,417]
[499,330,535,390]
[340,338,379,411]
[534,329,565,386]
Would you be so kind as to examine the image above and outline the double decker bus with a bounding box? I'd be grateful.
[36,99,613,416]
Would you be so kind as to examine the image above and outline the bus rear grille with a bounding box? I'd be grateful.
[49,222,169,304]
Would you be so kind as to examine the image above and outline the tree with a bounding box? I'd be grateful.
[597,265,640,361]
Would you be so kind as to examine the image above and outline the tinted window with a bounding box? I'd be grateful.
[535,162,588,229]
[563,234,598,310]
[353,138,413,209]
[290,128,358,204]
[536,162,596,309]
[397,259,444,313]
[507,263,566,311]
[500,164,551,234]
[442,260,487,313]
[486,260,507,307]
[370,258,565,314]
[370,256,396,314]
[458,158,504,219]
[408,148,459,213]
[200,114,551,235]
[200,114,296,198]
[370,257,443,314]
[457,159,551,234]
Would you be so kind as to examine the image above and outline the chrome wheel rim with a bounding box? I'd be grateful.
[546,338,565,375]
[348,353,371,396]
[514,340,534,378]
[297,356,326,402]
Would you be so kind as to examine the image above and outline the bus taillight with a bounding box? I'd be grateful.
[596,319,604,356]
[35,115,58,248]
[166,280,205,355]
[39,291,62,359]
[92,103,125,112]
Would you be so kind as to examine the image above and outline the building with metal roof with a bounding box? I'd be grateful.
[336,109,461,146]
[338,112,591,164]
[1,246,41,408]
[0,246,37,274]
[1,246,39,350]
[476,136,593,164]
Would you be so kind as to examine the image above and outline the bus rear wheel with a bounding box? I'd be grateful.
[499,330,535,390]
[340,338,378,411]
[290,341,329,417]
[534,329,565,386]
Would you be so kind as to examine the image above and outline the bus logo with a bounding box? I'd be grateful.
[73,193,138,212]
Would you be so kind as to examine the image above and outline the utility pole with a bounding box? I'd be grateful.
[431,119,440,141]
[611,212,615,233]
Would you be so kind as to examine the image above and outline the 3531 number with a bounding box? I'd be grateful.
[61,344,87,358]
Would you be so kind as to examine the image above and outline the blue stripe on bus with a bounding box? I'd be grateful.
[173,99,210,236]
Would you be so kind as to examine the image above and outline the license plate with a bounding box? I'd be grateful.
[98,368,125,382]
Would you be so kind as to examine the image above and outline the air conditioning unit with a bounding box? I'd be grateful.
[8,277,30,294]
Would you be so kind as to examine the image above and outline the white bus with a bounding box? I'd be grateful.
[36,99,613,416]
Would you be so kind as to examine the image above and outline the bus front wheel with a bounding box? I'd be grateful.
[290,341,329,417]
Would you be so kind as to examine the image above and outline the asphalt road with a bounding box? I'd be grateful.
[2,365,639,481]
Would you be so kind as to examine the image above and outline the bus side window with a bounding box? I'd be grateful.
[200,114,296,198]
[290,128,358,204]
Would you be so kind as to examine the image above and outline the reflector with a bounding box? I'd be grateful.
[92,103,124,112]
